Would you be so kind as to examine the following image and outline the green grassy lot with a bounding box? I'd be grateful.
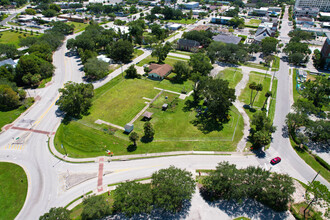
[271,56,280,71]
[268,78,278,123]
[170,50,193,56]
[216,67,243,89]
[38,76,52,89]
[242,62,269,71]
[133,49,144,59]
[0,98,34,130]
[239,72,272,120]
[247,19,261,26]
[137,55,188,67]
[0,30,33,47]
[67,22,89,33]
[55,78,243,158]
[167,19,196,24]
[0,162,28,220]
[167,55,189,61]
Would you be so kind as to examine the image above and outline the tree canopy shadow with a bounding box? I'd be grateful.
[191,114,225,134]
[126,144,137,152]
[140,136,153,143]
[105,200,191,220]
[199,189,290,220]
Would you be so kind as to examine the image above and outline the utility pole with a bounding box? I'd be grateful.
[305,171,320,196]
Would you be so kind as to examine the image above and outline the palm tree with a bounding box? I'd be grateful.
[262,91,272,110]
[251,83,263,108]
[249,82,257,106]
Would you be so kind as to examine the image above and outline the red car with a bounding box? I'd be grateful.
[270,157,281,165]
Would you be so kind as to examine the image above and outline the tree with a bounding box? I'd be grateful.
[305,120,330,144]
[0,44,18,59]
[129,132,139,146]
[25,8,36,15]
[0,84,20,110]
[113,181,153,217]
[81,195,111,220]
[202,162,294,211]
[182,30,213,47]
[173,61,190,79]
[250,111,276,148]
[189,53,212,76]
[42,9,57,17]
[285,112,309,135]
[143,121,155,140]
[301,76,330,109]
[249,82,256,106]
[251,83,263,108]
[107,39,134,64]
[305,181,330,219]
[51,21,74,35]
[262,91,272,110]
[229,16,244,28]
[253,130,272,146]
[150,24,167,41]
[151,42,172,63]
[288,52,305,65]
[200,78,236,121]
[248,43,260,55]
[39,207,70,220]
[84,58,109,80]
[207,41,248,64]
[56,82,94,118]
[313,49,323,69]
[49,4,61,12]
[125,65,138,79]
[152,166,195,212]
[261,37,278,55]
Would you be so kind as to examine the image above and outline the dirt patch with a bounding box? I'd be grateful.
[292,180,306,204]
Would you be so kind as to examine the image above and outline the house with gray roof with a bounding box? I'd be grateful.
[177,39,200,52]
[0,58,16,67]
[254,27,274,42]
[212,34,241,45]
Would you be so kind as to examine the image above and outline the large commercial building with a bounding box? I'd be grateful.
[295,0,330,12]
[321,33,330,69]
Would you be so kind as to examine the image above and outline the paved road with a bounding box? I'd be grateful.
[0,7,328,220]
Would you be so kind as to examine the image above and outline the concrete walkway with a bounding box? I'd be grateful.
[95,119,125,131]
[234,69,251,152]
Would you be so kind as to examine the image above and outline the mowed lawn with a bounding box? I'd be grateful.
[0,162,28,220]
[137,55,187,67]
[55,78,243,157]
[0,108,25,130]
[0,31,33,47]
[216,68,243,88]
[66,22,89,33]
[83,79,160,127]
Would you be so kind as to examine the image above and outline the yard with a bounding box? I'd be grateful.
[0,162,28,220]
[66,22,89,33]
[55,77,243,158]
[137,55,188,67]
[167,19,196,24]
[216,68,243,89]
[0,30,34,47]
[241,62,269,71]
[271,56,280,71]
[247,19,261,27]
[239,71,272,120]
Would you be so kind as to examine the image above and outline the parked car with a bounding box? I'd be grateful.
[270,157,281,165]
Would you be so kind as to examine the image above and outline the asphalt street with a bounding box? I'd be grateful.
[0,7,328,220]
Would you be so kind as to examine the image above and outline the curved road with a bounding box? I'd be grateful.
[0,7,328,220]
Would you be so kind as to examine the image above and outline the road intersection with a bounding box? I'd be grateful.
[0,7,329,220]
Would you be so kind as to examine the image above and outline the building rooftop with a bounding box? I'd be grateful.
[0,58,16,67]
[212,34,241,44]
[191,25,210,31]
[149,64,173,77]
[320,12,330,17]
[177,39,200,47]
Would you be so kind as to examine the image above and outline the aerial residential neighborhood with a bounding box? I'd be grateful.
[0,0,329,219]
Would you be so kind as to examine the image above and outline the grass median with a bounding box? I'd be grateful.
[0,162,28,220]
